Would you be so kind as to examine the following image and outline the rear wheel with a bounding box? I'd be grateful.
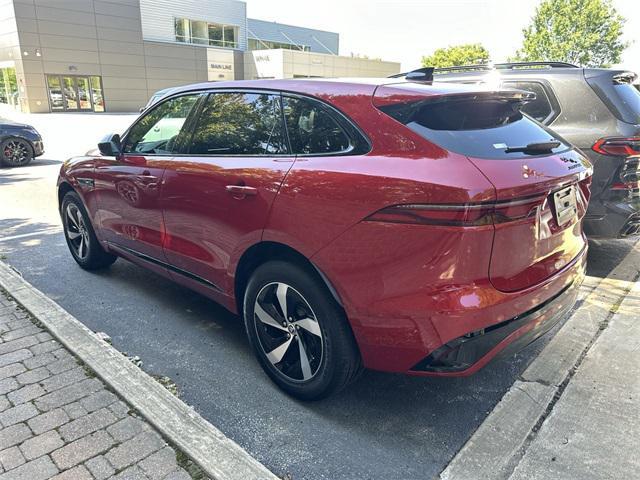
[62,191,117,270]
[243,261,361,400]
[0,138,33,167]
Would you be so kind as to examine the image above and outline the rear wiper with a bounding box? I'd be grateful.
[504,141,561,154]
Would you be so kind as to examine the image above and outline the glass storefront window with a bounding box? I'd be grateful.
[190,20,208,44]
[62,77,78,110]
[174,17,238,48]
[77,77,91,109]
[223,26,237,47]
[0,67,19,106]
[175,18,189,43]
[47,76,64,110]
[208,24,223,46]
[90,76,104,112]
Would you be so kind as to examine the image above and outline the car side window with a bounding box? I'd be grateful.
[189,92,288,155]
[502,81,556,123]
[282,96,352,155]
[123,94,200,155]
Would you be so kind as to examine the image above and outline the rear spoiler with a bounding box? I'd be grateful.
[373,84,537,109]
[612,71,638,85]
[584,69,638,83]
[389,67,435,82]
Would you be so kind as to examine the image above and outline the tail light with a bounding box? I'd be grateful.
[365,196,546,227]
[594,138,640,197]
[592,137,640,157]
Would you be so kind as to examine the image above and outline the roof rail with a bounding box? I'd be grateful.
[494,61,579,69]
[433,64,493,74]
[393,61,581,80]
[431,61,580,76]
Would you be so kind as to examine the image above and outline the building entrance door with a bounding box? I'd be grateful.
[47,75,105,112]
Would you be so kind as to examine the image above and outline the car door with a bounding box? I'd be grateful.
[93,93,202,261]
[160,90,293,295]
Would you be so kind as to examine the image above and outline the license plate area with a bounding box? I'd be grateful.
[553,186,578,226]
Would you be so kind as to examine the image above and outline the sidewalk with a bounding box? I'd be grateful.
[0,262,277,480]
[441,241,640,480]
[508,277,640,480]
[0,290,192,480]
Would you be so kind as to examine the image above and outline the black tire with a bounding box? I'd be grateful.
[243,260,362,400]
[0,137,33,167]
[61,191,117,270]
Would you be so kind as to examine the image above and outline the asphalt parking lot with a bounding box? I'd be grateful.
[1,112,637,479]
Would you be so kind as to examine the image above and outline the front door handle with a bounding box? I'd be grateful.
[226,185,258,198]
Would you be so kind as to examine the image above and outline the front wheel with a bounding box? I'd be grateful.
[243,261,361,400]
[61,191,117,270]
[0,138,33,167]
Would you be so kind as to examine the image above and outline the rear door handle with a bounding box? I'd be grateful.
[225,185,258,197]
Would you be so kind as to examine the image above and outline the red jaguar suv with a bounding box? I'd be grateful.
[58,75,592,399]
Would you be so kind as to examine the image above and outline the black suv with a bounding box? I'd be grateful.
[434,62,640,238]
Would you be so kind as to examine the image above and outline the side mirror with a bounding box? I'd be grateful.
[98,133,122,157]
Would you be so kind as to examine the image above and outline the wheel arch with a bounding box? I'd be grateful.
[233,241,344,316]
[57,181,76,210]
[1,134,35,151]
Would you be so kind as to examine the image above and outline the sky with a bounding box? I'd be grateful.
[244,0,639,72]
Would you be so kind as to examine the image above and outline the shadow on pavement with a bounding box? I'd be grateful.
[586,237,637,279]
[0,172,34,186]
[30,158,64,166]
[0,217,60,239]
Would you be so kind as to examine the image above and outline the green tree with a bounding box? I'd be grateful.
[421,44,490,68]
[514,0,627,67]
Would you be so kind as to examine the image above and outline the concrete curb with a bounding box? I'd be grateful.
[440,241,640,480]
[0,261,278,480]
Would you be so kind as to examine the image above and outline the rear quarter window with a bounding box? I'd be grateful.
[281,95,371,156]
[379,97,570,160]
[501,81,558,124]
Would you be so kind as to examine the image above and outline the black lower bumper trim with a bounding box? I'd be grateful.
[411,281,578,373]
[620,214,640,237]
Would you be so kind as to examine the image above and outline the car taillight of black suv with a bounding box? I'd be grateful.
[433,62,640,238]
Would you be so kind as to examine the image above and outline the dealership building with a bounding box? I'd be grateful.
[0,0,400,113]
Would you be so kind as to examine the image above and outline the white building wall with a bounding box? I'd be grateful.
[244,50,400,80]
[139,0,247,50]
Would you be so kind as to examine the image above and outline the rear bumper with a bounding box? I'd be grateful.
[584,199,640,238]
[409,278,580,375]
[326,238,586,376]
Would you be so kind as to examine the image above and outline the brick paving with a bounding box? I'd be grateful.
[0,292,192,480]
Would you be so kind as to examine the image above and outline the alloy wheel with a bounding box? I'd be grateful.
[3,139,31,166]
[64,203,90,260]
[254,282,323,382]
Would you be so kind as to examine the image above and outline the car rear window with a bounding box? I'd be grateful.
[587,72,640,125]
[380,96,569,159]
